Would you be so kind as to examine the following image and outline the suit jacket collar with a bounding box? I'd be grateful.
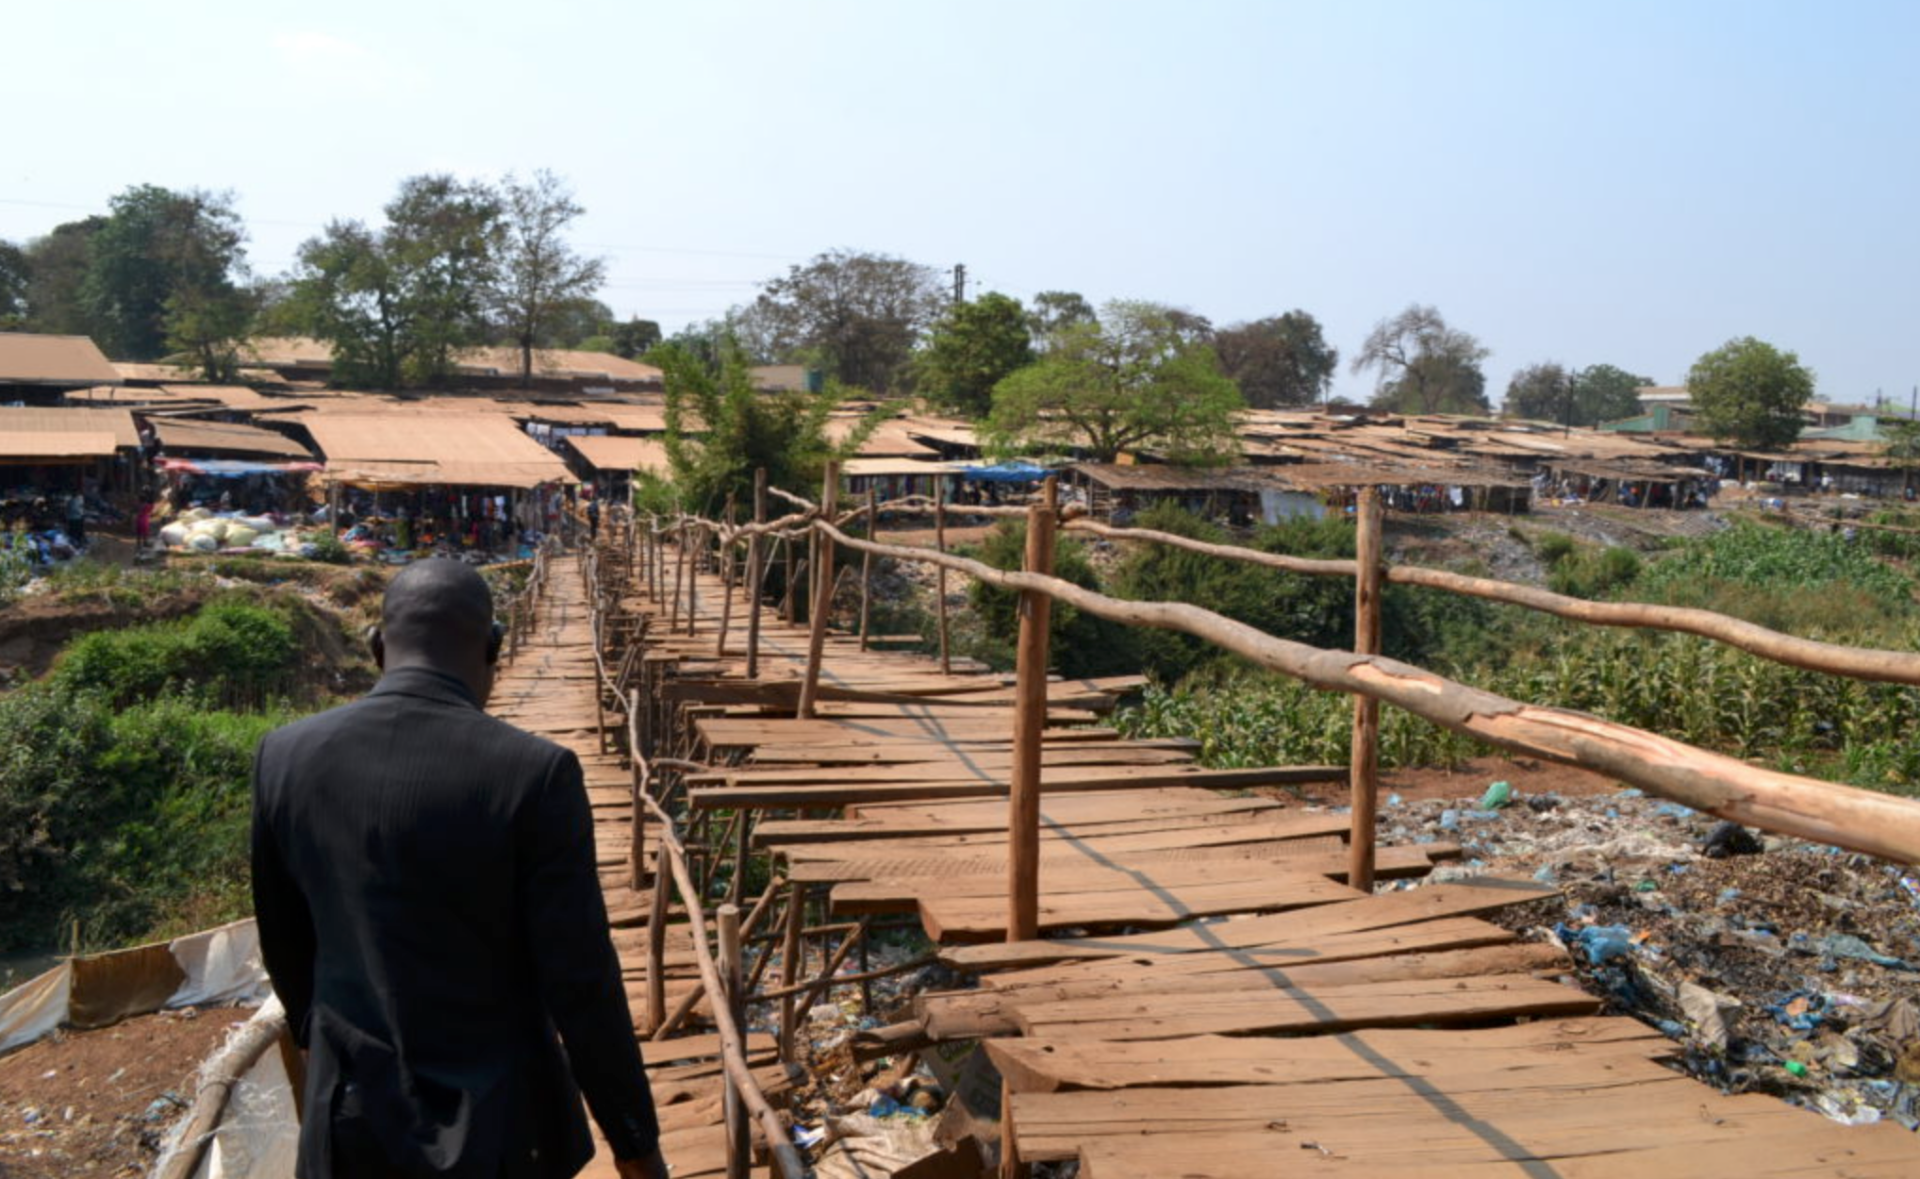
[368,666,482,711]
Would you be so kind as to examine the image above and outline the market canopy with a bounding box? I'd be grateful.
[301,413,576,489]
[0,333,121,386]
[564,434,670,473]
[0,431,119,462]
[151,418,314,460]
[958,461,1051,484]
[155,458,323,477]
[0,406,142,449]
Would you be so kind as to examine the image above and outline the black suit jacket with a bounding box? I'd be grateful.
[252,667,659,1178]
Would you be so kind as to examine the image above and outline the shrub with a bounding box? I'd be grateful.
[53,598,300,708]
[962,520,1137,677]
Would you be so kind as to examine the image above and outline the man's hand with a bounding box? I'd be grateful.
[615,1148,670,1179]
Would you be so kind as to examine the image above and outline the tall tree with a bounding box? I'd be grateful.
[20,217,105,336]
[286,175,502,389]
[1352,304,1491,415]
[913,291,1034,418]
[0,241,27,327]
[1572,363,1649,425]
[80,186,252,366]
[986,299,1244,464]
[490,171,606,385]
[1688,336,1815,449]
[1213,311,1338,408]
[1027,290,1096,344]
[80,181,251,360]
[646,337,883,516]
[751,248,944,392]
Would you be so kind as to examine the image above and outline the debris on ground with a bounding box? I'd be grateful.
[1378,786,1920,1130]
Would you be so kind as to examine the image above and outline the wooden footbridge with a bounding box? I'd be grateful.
[494,485,1920,1177]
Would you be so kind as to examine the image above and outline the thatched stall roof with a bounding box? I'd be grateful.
[302,413,575,489]
[150,419,313,460]
[564,434,670,473]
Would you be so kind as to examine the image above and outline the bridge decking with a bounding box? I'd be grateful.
[508,537,1919,1176]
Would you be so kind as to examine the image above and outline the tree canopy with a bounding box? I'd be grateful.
[1213,311,1338,408]
[644,337,883,517]
[489,170,606,385]
[751,248,944,392]
[985,299,1244,464]
[1026,290,1096,344]
[913,291,1034,418]
[0,242,27,327]
[1504,361,1649,427]
[284,175,503,389]
[1352,304,1491,415]
[74,186,253,373]
[1687,336,1815,449]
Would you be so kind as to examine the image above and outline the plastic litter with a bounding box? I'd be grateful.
[1560,923,1636,965]
[1816,933,1910,970]
[1479,780,1512,809]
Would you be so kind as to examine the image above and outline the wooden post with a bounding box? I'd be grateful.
[717,500,736,658]
[645,819,670,1033]
[778,882,806,1061]
[1007,477,1058,944]
[796,461,839,720]
[718,903,749,1179]
[858,485,877,650]
[669,523,686,633]
[780,535,795,624]
[935,475,952,675]
[746,469,766,678]
[686,524,700,636]
[1348,486,1385,893]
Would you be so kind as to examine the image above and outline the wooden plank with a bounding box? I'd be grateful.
[756,805,1278,847]
[691,764,1345,807]
[788,835,1391,883]
[1013,971,1601,1040]
[1042,1088,1920,1173]
[985,1016,1670,1093]
[920,873,1363,941]
[941,877,1557,971]
[779,813,1353,863]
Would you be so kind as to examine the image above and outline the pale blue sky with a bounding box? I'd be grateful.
[4,1,1916,405]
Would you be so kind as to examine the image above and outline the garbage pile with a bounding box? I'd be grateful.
[1379,785,1920,1130]
[767,937,988,1176]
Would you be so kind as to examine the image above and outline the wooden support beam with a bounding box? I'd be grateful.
[1349,486,1383,893]
[935,475,952,676]
[746,468,766,679]
[859,485,877,650]
[1009,477,1058,944]
[718,903,749,1179]
[796,460,839,720]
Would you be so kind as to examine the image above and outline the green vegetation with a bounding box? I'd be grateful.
[0,593,341,952]
[1084,509,1920,797]
[960,520,1137,679]
[1687,336,1816,450]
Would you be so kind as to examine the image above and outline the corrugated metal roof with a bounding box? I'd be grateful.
[0,406,141,448]
[565,434,671,473]
[151,419,313,459]
[302,412,574,489]
[0,431,119,459]
[0,334,121,385]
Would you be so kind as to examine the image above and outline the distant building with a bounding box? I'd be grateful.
[0,333,121,405]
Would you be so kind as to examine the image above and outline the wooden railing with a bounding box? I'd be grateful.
[580,530,808,1179]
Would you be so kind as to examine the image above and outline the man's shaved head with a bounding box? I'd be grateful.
[382,559,495,664]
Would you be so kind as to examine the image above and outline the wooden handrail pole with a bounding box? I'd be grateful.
[746,468,766,678]
[796,460,839,719]
[777,880,806,1061]
[859,485,877,650]
[685,523,700,636]
[935,475,951,675]
[1348,486,1385,893]
[1008,477,1058,944]
[718,903,749,1179]
[716,498,736,657]
[644,817,670,1033]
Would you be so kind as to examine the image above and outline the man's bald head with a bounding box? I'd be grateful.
[381,559,495,666]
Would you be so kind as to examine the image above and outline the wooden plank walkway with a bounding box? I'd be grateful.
[557,530,1920,1177]
[489,554,776,1179]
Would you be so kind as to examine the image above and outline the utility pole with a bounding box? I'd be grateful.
[952,263,966,303]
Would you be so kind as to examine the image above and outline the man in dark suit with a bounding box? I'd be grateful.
[252,559,668,1178]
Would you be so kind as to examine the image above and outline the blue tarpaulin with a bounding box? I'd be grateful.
[958,461,1049,484]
